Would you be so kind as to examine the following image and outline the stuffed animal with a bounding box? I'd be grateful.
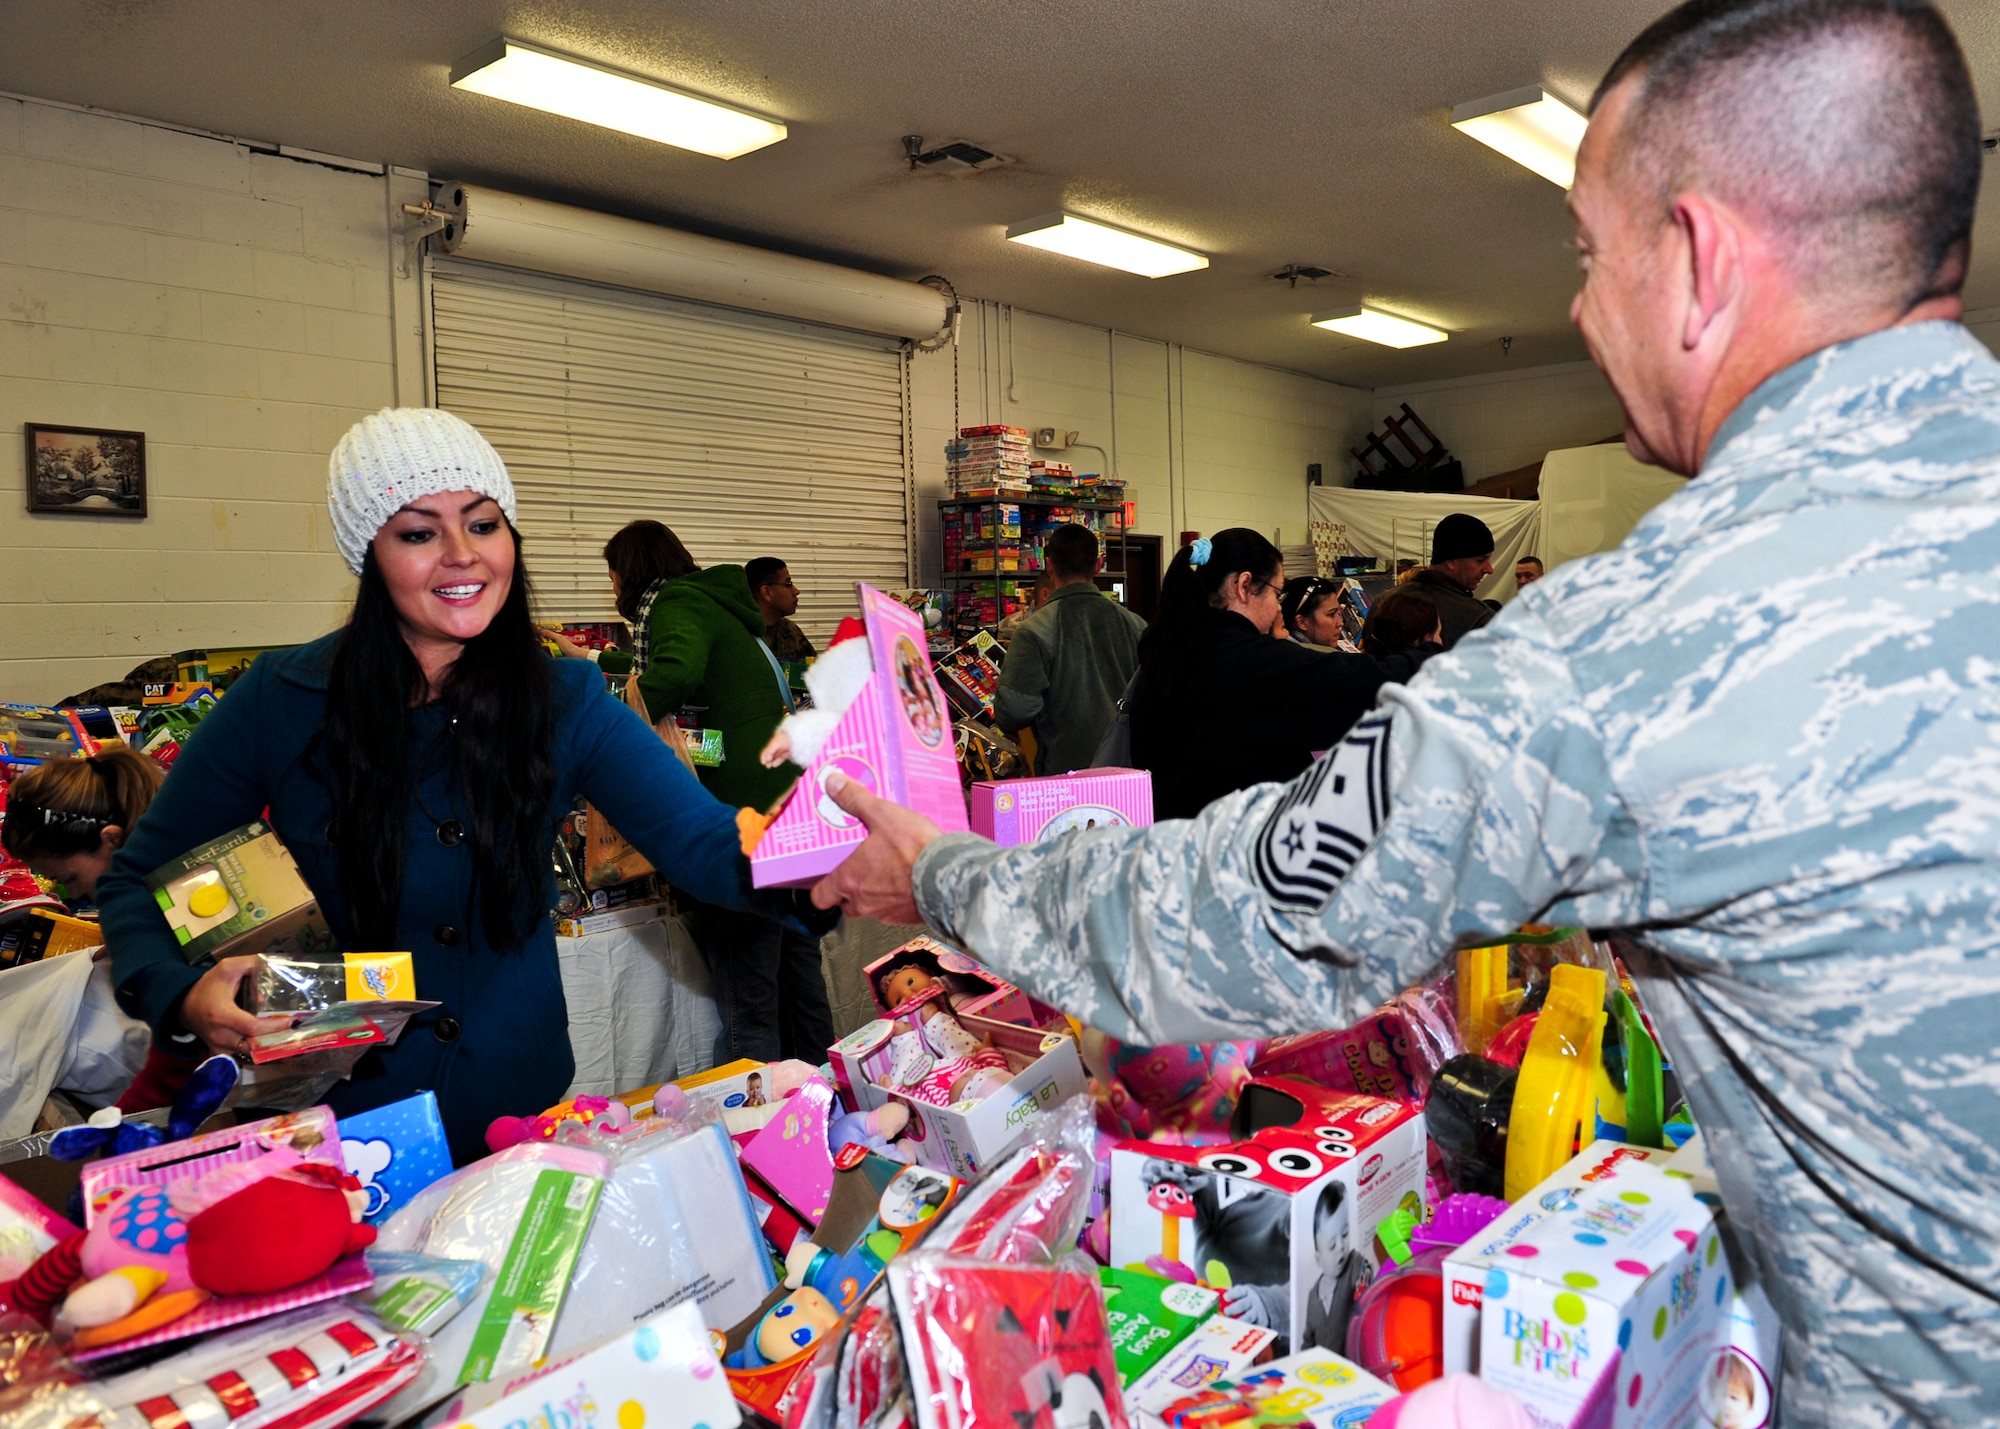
[1079,1031,1264,1146]
[828,1105,911,1162]
[0,1144,374,1346]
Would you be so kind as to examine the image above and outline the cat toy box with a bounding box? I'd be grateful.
[827,1015,1090,1179]
[1454,1142,1728,1429]
[969,768,1154,844]
[1108,1082,1427,1361]
[145,820,336,966]
[750,583,970,888]
[429,1301,739,1429]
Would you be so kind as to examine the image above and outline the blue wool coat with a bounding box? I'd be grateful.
[96,632,796,1163]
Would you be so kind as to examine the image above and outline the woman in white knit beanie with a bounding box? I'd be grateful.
[92,407,830,1161]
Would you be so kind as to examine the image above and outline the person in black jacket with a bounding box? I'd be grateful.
[1128,529,1436,820]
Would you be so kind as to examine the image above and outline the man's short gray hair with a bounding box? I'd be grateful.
[1594,0,1980,309]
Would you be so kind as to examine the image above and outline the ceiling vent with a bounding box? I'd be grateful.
[1273,264,1340,287]
[903,135,1014,175]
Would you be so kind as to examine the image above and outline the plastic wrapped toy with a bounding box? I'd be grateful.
[1081,1034,1264,1146]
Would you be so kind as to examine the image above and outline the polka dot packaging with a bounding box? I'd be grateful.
[1449,1142,1728,1429]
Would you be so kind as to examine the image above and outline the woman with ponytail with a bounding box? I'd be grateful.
[1128,529,1438,818]
[2,746,162,900]
[92,409,828,1162]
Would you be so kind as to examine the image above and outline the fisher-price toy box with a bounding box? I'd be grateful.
[426,1301,739,1429]
[827,1014,1089,1179]
[145,819,337,965]
[1450,1141,1728,1429]
[861,937,1067,1031]
[969,767,1153,843]
[1109,1081,1427,1360]
[749,583,970,888]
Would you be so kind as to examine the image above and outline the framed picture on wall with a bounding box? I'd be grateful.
[25,423,147,517]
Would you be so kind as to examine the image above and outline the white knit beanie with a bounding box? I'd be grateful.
[327,408,517,574]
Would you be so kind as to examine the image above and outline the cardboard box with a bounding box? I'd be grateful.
[1108,1081,1427,1359]
[339,1091,453,1226]
[829,1014,1089,1179]
[1125,1316,1278,1416]
[144,820,336,966]
[749,583,970,888]
[425,1301,738,1429]
[970,767,1154,841]
[1152,1349,1395,1429]
[0,907,103,966]
[1102,1267,1221,1384]
[1667,1135,1783,1429]
[1451,1141,1728,1429]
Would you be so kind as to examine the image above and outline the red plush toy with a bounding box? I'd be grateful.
[185,1162,374,1297]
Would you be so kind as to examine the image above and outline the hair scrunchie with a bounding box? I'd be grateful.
[1189,536,1213,569]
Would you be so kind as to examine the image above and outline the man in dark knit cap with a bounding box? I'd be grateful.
[1407,513,1496,648]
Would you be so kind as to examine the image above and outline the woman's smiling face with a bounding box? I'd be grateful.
[372,490,515,664]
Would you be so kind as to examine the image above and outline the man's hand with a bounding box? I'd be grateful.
[179,955,292,1059]
[809,772,943,924]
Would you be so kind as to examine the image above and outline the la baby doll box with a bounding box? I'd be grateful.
[750,583,970,888]
[1449,1141,1728,1429]
[145,820,337,966]
[862,937,1066,1031]
[969,768,1154,844]
[1108,1081,1427,1360]
[828,1015,1090,1180]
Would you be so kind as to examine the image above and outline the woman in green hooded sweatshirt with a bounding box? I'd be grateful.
[558,519,834,1063]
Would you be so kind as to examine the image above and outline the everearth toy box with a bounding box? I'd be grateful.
[1453,1141,1728,1429]
[430,1300,739,1429]
[749,583,970,888]
[145,819,336,965]
[1109,1081,1427,1359]
[827,1014,1090,1179]
[969,767,1154,844]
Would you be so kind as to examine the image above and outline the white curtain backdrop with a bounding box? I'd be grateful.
[1308,486,1542,600]
[1538,444,1688,571]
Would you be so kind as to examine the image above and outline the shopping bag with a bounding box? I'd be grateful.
[580,675,698,888]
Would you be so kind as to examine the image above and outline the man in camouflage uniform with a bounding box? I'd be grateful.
[817,1,1999,1423]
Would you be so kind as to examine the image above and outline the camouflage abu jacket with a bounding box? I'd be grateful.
[914,321,2000,1427]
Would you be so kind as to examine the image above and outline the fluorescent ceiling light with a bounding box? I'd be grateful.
[1311,306,1449,349]
[1450,85,1588,188]
[450,37,786,159]
[1005,213,1208,278]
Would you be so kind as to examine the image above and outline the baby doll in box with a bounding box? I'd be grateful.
[870,950,1012,1109]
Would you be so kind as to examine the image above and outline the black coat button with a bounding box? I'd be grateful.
[433,1017,462,1043]
[437,819,465,847]
[434,923,461,947]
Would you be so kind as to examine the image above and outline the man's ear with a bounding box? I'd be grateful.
[1676,192,1742,354]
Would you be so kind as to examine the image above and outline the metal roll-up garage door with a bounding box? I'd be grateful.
[428,255,913,642]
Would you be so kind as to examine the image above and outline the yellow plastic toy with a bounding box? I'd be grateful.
[1455,943,1512,1057]
[1502,963,1608,1201]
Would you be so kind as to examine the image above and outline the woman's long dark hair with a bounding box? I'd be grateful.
[604,521,698,622]
[1141,527,1283,678]
[317,529,556,950]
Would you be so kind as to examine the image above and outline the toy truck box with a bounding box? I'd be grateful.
[1451,1141,1728,1429]
[1109,1080,1428,1360]
[749,583,970,888]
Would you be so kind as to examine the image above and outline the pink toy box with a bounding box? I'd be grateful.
[861,937,1067,1032]
[737,1078,839,1228]
[826,1014,1089,1179]
[1107,1081,1428,1361]
[969,768,1153,844]
[750,584,971,888]
[71,1106,372,1360]
[1251,982,1459,1106]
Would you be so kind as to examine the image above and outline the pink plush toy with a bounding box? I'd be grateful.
[1367,1374,1535,1428]
[1080,1032,1265,1145]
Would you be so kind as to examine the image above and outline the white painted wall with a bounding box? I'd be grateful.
[1371,360,1628,486]
[0,95,428,704]
[910,301,1373,585]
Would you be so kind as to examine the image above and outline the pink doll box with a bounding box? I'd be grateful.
[751,584,971,888]
[1107,1081,1428,1363]
[860,938,1063,1031]
[969,768,1153,845]
[828,1015,1089,1180]
[737,1078,839,1228]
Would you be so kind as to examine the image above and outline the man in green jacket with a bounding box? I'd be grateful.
[590,522,833,1062]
